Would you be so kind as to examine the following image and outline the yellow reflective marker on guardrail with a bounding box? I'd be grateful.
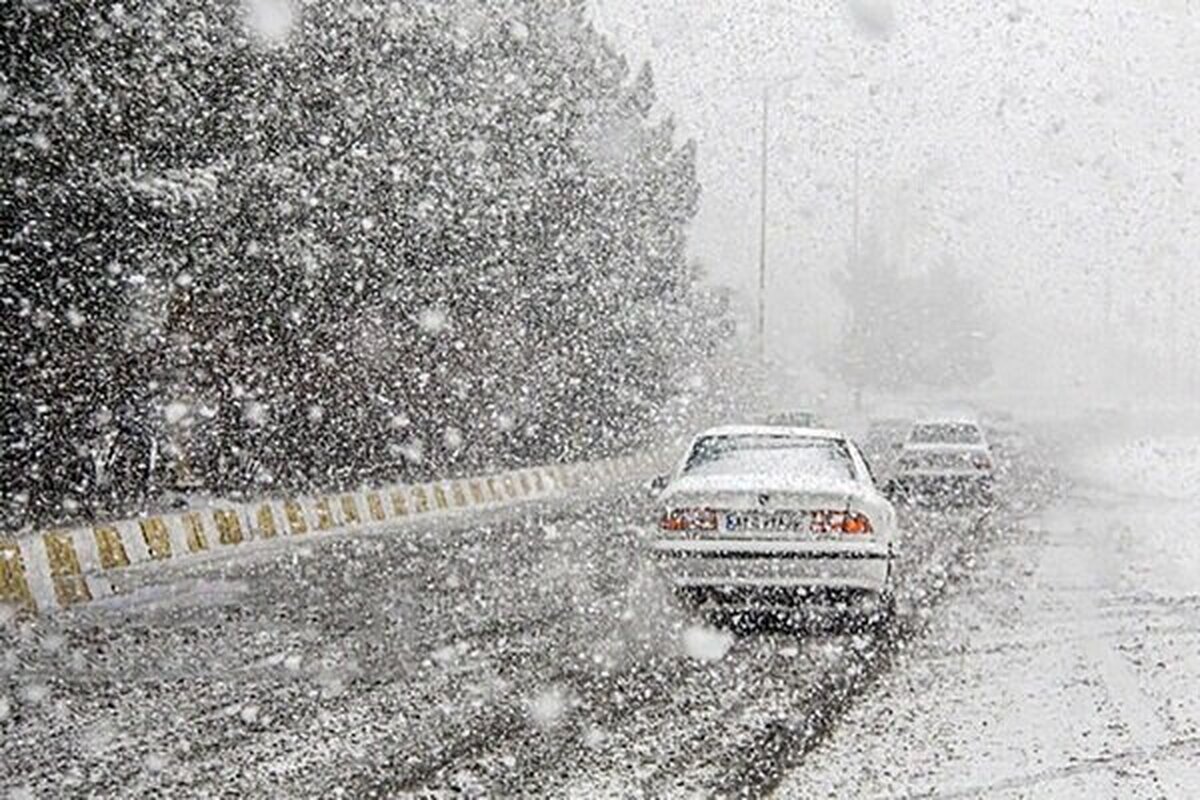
[366,492,386,522]
[390,490,409,517]
[43,532,91,606]
[0,540,34,611]
[213,509,244,545]
[140,517,172,560]
[182,512,209,552]
[314,498,335,530]
[340,495,361,525]
[432,485,449,511]
[257,505,278,538]
[284,501,308,534]
[95,525,131,568]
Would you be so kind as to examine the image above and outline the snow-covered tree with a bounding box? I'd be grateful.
[1,0,717,526]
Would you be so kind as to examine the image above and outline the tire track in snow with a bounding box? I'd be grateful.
[704,444,1061,798]
[429,511,983,798]
[704,514,993,798]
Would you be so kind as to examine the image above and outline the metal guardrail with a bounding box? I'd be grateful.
[0,452,660,615]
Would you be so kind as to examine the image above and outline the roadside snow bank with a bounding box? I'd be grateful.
[1067,435,1200,599]
[1073,435,1200,500]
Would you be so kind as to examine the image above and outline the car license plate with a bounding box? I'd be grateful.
[724,511,808,532]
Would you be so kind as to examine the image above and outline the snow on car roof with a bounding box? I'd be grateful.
[912,415,982,426]
[693,424,848,441]
[903,440,990,451]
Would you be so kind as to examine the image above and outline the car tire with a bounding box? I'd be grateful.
[855,590,897,635]
[839,589,895,633]
[879,590,897,623]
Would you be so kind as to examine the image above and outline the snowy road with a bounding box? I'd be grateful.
[3,432,1054,798]
[775,428,1200,799]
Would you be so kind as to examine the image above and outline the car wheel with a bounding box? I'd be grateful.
[840,589,894,633]
[854,590,897,635]
[878,590,897,623]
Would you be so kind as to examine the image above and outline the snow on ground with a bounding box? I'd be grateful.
[1077,434,1200,500]
[0,427,1049,798]
[776,429,1200,798]
[1070,434,1200,600]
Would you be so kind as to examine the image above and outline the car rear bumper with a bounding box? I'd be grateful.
[646,539,892,594]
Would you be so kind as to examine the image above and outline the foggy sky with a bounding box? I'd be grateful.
[591,0,1200,394]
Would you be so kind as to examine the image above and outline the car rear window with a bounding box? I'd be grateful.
[909,423,983,445]
[764,411,817,427]
[901,451,983,470]
[682,435,855,480]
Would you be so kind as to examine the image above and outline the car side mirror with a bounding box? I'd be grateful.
[647,474,670,497]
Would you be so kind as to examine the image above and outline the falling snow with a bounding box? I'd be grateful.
[4,1,1200,798]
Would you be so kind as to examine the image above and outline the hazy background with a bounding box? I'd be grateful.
[592,0,1200,403]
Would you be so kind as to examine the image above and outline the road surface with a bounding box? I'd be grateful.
[775,425,1200,799]
[2,429,1068,798]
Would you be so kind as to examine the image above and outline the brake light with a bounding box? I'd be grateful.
[809,510,874,535]
[660,508,718,531]
[841,513,872,534]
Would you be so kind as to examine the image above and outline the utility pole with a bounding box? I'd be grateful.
[752,9,873,364]
[757,85,770,362]
[852,148,861,267]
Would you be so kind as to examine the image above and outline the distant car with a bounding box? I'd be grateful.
[888,418,994,505]
[762,410,821,428]
[645,425,899,625]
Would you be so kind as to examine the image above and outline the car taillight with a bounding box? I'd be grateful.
[810,510,873,535]
[841,513,872,534]
[660,508,718,531]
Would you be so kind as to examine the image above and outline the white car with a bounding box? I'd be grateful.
[889,417,995,505]
[645,425,899,622]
